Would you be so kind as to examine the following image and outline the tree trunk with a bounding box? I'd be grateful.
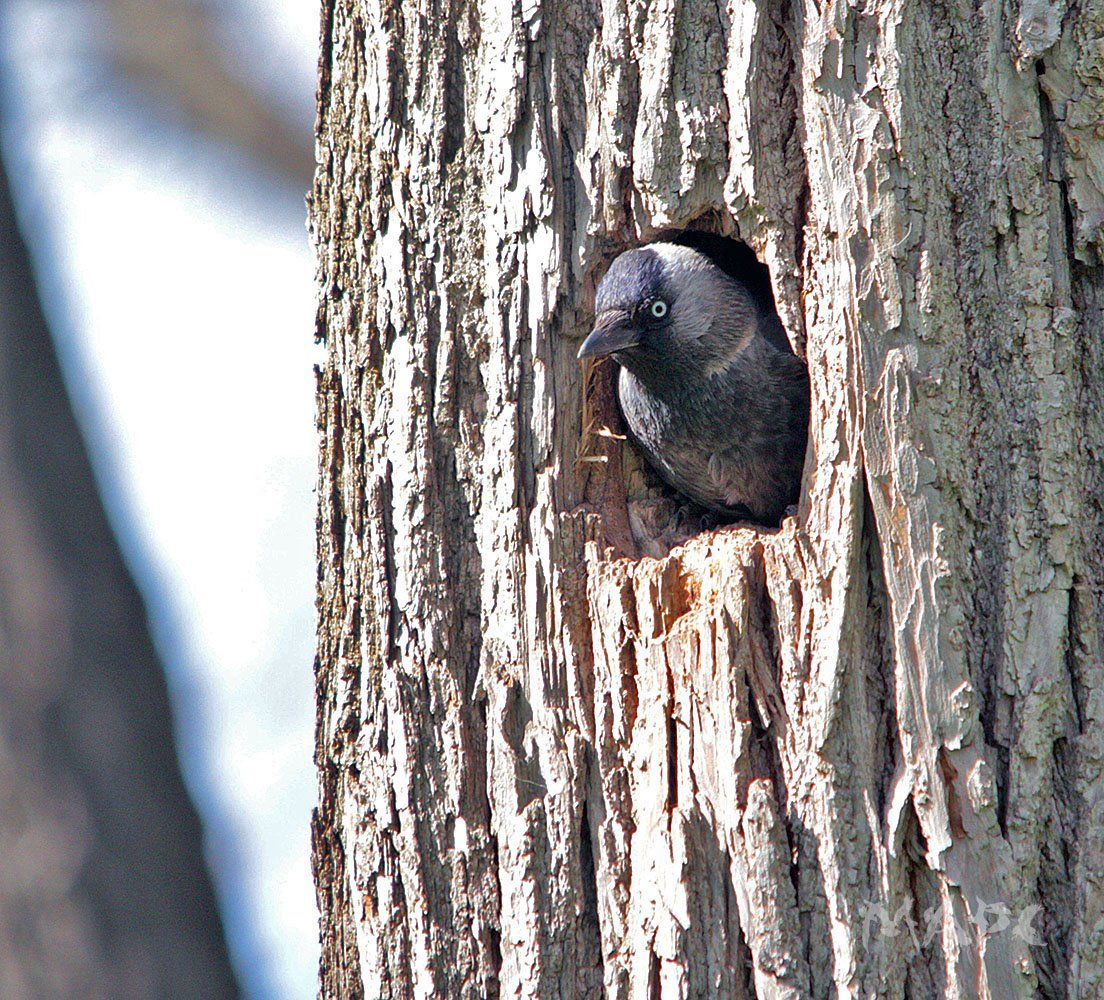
[0,150,239,995]
[312,0,1104,996]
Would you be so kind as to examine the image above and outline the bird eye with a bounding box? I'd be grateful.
[650,300,668,318]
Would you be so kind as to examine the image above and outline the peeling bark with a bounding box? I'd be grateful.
[312,0,1104,996]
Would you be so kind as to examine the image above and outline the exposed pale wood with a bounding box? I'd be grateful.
[313,0,1104,996]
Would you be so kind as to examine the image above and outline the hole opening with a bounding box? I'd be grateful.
[582,230,807,556]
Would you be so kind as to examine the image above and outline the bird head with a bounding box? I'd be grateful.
[578,243,756,378]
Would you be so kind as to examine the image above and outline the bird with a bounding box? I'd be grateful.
[577,242,809,526]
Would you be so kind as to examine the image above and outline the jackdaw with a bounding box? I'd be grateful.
[578,242,808,525]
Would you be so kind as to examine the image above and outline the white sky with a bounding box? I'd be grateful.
[2,2,320,996]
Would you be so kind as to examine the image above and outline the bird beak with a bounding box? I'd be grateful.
[577,310,639,360]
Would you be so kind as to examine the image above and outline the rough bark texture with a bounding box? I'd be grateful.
[0,145,239,996]
[313,0,1104,996]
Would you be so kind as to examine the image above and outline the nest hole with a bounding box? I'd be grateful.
[581,230,800,559]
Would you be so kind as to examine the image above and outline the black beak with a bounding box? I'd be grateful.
[577,310,639,360]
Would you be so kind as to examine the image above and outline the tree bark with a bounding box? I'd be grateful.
[312,0,1104,997]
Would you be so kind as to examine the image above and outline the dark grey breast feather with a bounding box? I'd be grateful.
[702,349,808,519]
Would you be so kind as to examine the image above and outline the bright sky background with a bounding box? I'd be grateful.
[2,1,320,996]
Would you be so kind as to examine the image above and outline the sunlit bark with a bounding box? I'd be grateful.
[313,0,1104,995]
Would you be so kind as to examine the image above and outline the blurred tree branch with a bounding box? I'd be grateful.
[102,0,314,188]
[0,135,240,999]
[0,4,313,995]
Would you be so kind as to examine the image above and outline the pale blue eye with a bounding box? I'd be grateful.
[650,300,668,318]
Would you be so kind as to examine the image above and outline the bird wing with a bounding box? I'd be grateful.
[706,444,784,514]
[707,348,809,520]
